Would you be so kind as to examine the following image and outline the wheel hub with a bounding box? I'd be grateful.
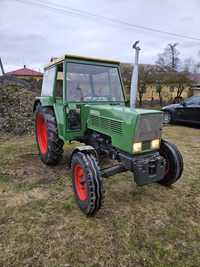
[36,114,48,154]
[74,164,87,201]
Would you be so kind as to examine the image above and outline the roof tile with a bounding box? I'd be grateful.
[6,67,43,77]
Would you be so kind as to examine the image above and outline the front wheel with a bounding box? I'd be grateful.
[158,140,183,186]
[71,152,104,216]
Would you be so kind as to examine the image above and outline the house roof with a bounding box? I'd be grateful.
[6,66,43,77]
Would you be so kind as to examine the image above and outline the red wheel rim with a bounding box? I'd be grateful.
[74,164,87,201]
[36,114,48,154]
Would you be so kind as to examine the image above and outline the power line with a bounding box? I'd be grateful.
[12,0,200,42]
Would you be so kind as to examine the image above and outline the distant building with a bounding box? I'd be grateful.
[189,73,200,96]
[6,65,43,81]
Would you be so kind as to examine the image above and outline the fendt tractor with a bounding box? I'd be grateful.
[34,42,183,216]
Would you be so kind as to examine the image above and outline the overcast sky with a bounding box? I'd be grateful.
[1,0,200,72]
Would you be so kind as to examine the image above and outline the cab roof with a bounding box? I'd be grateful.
[44,54,120,69]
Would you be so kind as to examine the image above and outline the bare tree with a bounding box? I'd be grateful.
[193,51,200,73]
[155,80,163,106]
[156,43,180,72]
[155,43,193,103]
[183,57,195,72]
[120,63,132,95]
[120,63,154,106]
[138,82,146,106]
[174,71,192,101]
[138,65,154,106]
[159,70,193,103]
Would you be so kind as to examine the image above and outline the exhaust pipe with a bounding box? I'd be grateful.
[130,41,141,108]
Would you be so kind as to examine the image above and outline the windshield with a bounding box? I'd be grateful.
[66,62,124,102]
[185,96,200,105]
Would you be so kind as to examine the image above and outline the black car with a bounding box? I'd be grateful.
[162,96,200,126]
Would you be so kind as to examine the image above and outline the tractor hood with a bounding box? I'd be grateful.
[82,104,163,154]
[84,104,161,123]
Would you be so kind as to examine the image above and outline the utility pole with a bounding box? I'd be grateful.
[168,43,178,71]
[0,57,5,75]
[130,41,141,108]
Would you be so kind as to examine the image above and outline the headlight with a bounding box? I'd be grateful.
[151,139,160,149]
[133,142,142,153]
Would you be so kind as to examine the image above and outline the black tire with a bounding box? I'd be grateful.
[71,152,104,216]
[163,111,172,124]
[158,139,183,186]
[35,104,64,165]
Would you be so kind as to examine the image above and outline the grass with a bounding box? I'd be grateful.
[0,126,200,267]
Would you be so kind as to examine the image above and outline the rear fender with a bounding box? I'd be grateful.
[33,96,55,112]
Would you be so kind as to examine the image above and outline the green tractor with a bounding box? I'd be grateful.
[34,48,183,216]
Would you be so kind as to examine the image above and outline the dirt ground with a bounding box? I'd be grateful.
[0,125,200,267]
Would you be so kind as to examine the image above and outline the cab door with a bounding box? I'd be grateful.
[64,61,93,139]
[66,103,81,131]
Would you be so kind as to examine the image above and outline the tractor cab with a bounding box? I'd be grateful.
[35,55,125,141]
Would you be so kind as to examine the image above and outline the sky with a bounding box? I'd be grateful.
[1,0,200,73]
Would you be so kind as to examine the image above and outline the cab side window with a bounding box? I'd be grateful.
[41,67,56,96]
[55,64,63,98]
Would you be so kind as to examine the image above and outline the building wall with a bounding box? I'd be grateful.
[137,84,191,102]
[192,88,200,96]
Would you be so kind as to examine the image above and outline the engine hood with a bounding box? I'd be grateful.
[82,104,163,154]
[162,103,180,110]
[84,104,162,122]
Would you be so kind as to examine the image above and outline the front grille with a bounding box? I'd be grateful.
[135,113,163,142]
[89,114,123,135]
[90,114,100,128]
[142,140,151,150]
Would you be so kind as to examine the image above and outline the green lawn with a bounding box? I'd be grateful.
[0,126,200,267]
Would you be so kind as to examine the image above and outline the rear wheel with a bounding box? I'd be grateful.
[158,140,183,186]
[71,152,104,216]
[35,104,64,165]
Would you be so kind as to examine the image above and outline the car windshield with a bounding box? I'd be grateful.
[66,62,124,102]
[185,96,200,105]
